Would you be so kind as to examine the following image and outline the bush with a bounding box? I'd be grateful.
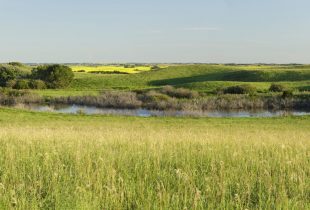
[298,86,310,92]
[32,64,74,88]
[97,91,142,109]
[6,80,17,88]
[0,89,42,105]
[161,86,199,99]
[5,79,46,90]
[223,85,256,94]
[0,88,30,97]
[14,79,30,89]
[141,90,171,102]
[282,90,293,98]
[269,83,286,92]
[7,62,24,67]
[0,65,20,86]
[151,65,161,70]
[29,80,47,89]
[137,90,179,110]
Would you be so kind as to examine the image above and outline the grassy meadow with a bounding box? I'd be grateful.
[0,108,309,209]
[32,64,310,97]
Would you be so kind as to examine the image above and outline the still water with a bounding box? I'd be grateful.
[13,104,310,118]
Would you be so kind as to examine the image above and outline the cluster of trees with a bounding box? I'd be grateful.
[0,63,74,89]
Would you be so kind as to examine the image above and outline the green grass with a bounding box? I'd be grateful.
[0,108,309,209]
[34,64,310,96]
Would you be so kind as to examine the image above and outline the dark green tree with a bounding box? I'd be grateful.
[0,65,20,86]
[32,64,74,88]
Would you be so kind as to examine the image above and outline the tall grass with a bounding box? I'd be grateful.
[0,109,309,209]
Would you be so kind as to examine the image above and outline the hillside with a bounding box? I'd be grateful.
[55,64,309,95]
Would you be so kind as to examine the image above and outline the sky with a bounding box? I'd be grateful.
[0,0,310,63]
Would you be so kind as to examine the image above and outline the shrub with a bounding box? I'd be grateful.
[0,65,19,86]
[223,85,256,94]
[29,80,47,89]
[8,62,24,67]
[141,90,171,102]
[298,86,310,92]
[6,80,17,88]
[215,87,225,95]
[100,91,142,108]
[161,86,199,99]
[269,83,286,92]
[0,88,29,97]
[137,90,179,110]
[124,64,135,68]
[0,89,42,105]
[32,64,74,88]
[14,79,30,89]
[151,65,161,70]
[282,90,293,98]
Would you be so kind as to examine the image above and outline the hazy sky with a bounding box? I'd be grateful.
[1,0,310,63]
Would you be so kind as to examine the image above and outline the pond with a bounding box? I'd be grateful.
[12,104,310,118]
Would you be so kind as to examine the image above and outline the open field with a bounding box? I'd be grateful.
[70,65,153,74]
[0,108,309,209]
[33,64,310,97]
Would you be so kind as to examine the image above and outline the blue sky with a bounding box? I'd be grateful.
[0,0,310,63]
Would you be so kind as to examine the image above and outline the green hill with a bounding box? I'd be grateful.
[33,64,310,96]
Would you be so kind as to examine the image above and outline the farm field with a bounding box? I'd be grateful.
[33,64,310,97]
[0,108,309,209]
[70,65,153,74]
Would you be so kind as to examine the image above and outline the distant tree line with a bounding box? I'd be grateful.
[0,63,74,89]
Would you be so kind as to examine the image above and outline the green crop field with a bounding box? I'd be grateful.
[33,64,310,97]
[0,108,309,209]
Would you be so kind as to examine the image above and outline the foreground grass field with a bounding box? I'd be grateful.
[0,108,309,209]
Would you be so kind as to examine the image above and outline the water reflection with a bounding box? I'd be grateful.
[12,104,310,118]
